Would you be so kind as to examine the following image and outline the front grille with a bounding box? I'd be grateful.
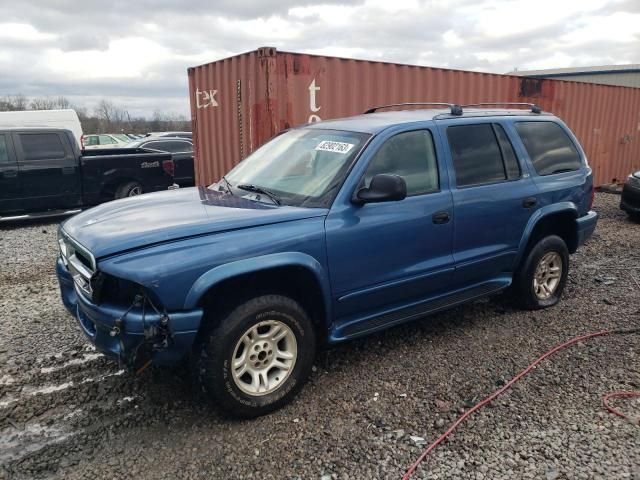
[59,233,96,299]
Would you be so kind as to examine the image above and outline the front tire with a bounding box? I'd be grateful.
[195,295,316,418]
[513,235,569,310]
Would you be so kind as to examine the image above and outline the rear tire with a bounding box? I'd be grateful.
[513,235,569,310]
[115,181,142,199]
[194,295,316,418]
[626,212,640,223]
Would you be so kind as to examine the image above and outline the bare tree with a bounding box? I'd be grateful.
[1,93,190,135]
[0,94,29,111]
[29,95,73,111]
[30,97,57,110]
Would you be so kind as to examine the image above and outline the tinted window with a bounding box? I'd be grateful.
[0,136,9,163]
[166,141,192,153]
[364,130,439,196]
[20,134,66,161]
[142,141,165,151]
[447,124,506,187]
[515,122,582,175]
[494,124,521,179]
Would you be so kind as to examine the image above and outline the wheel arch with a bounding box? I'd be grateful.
[516,203,580,266]
[184,252,332,337]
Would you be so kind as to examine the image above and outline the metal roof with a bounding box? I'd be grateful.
[509,64,640,77]
[305,108,552,134]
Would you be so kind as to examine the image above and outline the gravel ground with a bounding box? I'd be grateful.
[1,192,639,480]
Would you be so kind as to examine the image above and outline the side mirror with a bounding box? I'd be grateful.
[353,174,407,205]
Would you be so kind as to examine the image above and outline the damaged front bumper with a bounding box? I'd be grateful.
[56,257,203,367]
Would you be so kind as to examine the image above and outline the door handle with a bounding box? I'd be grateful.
[522,197,537,208]
[432,211,451,224]
[62,166,76,175]
[2,169,18,178]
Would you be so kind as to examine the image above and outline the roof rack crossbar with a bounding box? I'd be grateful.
[462,102,542,114]
[364,102,463,116]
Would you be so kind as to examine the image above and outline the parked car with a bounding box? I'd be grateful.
[83,134,129,150]
[56,104,597,417]
[127,137,194,186]
[0,128,175,220]
[0,109,83,148]
[620,170,640,220]
[145,131,192,139]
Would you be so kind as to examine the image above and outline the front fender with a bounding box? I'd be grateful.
[182,252,332,324]
[515,202,578,265]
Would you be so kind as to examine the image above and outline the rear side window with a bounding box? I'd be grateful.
[0,136,9,163]
[99,135,116,145]
[20,134,66,161]
[166,141,192,153]
[364,130,439,196]
[447,124,507,187]
[142,141,165,151]
[515,122,582,175]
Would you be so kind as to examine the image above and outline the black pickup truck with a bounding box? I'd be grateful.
[0,128,175,220]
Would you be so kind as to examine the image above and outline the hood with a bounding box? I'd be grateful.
[62,187,327,259]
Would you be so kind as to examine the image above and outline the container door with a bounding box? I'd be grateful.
[0,133,22,215]
[12,131,81,211]
[325,129,455,328]
[442,121,539,285]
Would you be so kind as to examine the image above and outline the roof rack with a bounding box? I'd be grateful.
[364,102,463,116]
[463,102,542,114]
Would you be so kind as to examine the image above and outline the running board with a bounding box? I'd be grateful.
[335,280,509,340]
[0,209,81,222]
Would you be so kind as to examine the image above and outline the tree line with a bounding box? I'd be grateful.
[0,94,190,134]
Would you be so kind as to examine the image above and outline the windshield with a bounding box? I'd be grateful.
[216,128,370,208]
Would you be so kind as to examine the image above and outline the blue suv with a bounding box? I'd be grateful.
[56,103,597,417]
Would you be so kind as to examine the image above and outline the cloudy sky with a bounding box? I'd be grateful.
[1,0,638,117]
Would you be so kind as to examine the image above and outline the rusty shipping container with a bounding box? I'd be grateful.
[188,47,640,187]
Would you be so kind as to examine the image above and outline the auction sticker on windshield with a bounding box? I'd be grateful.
[315,140,355,154]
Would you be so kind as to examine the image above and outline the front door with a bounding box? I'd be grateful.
[325,128,454,333]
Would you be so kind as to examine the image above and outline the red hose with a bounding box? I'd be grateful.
[402,329,638,479]
[603,391,640,424]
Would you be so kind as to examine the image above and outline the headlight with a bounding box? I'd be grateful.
[627,175,640,188]
[58,234,68,266]
[94,273,145,306]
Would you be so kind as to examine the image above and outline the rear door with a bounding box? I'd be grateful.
[12,131,81,211]
[0,133,21,214]
[441,121,539,285]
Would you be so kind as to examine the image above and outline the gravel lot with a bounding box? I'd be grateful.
[1,192,638,480]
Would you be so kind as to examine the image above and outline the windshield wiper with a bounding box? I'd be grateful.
[236,184,281,205]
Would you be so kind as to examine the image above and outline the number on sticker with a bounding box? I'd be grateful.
[315,140,355,154]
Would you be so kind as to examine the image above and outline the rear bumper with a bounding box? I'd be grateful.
[576,210,598,247]
[56,257,202,367]
[620,182,640,214]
